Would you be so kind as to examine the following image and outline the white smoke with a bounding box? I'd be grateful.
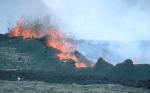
[43,0,150,64]
[0,0,150,64]
[43,0,150,41]
[0,0,49,33]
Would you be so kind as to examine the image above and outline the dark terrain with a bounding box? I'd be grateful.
[0,34,150,89]
[1,80,150,93]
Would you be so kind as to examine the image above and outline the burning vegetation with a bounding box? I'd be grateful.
[8,17,91,68]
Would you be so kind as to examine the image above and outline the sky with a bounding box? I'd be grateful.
[0,0,150,41]
[43,0,150,41]
[0,0,49,34]
[0,0,150,64]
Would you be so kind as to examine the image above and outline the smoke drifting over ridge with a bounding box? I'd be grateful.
[77,40,150,64]
[42,0,150,64]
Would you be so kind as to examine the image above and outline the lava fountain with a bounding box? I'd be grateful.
[8,17,89,68]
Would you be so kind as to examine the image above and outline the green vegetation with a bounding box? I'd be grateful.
[0,80,150,93]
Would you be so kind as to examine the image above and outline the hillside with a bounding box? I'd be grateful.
[0,34,63,71]
[0,34,150,89]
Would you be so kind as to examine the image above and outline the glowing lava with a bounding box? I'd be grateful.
[75,63,87,68]
[8,17,88,68]
[46,29,87,68]
[8,17,42,39]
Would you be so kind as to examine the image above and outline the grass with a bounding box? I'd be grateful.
[0,80,150,93]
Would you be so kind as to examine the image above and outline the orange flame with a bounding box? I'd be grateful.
[75,63,87,68]
[9,25,42,39]
[8,17,88,68]
[46,29,86,68]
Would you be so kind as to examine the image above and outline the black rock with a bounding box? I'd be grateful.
[74,51,94,67]
[93,57,114,76]
[95,57,113,69]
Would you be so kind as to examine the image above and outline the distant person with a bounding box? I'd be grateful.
[17,77,21,81]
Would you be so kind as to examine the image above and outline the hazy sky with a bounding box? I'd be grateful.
[0,0,150,41]
[43,0,150,41]
[0,0,49,34]
[0,0,150,64]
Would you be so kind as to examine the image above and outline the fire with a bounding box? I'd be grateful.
[46,29,86,68]
[9,27,42,39]
[8,17,88,68]
[75,63,87,68]
[57,53,79,62]
[47,29,75,52]
[9,18,42,39]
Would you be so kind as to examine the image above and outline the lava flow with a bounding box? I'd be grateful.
[46,29,79,62]
[8,18,88,68]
